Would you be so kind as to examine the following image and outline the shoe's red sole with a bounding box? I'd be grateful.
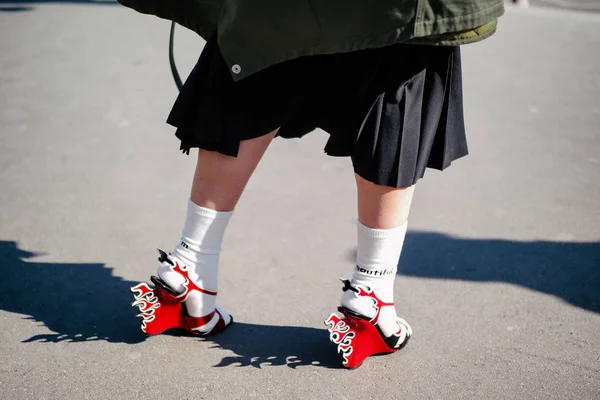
[131,281,231,336]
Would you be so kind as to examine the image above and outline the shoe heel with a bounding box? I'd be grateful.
[325,312,395,369]
[131,282,184,335]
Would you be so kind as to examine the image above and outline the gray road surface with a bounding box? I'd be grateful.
[1,3,599,400]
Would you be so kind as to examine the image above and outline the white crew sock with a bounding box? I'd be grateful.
[341,220,408,337]
[158,199,232,319]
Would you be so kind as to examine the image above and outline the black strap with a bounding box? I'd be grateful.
[169,21,183,91]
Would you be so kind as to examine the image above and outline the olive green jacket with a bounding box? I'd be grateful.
[118,0,504,80]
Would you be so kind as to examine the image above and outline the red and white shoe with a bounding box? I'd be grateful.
[130,249,232,336]
[325,279,411,369]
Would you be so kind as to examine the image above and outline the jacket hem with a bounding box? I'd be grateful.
[225,3,504,81]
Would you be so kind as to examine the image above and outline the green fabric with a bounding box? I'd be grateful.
[118,0,504,80]
[410,20,499,46]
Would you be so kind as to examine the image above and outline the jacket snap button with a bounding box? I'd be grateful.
[231,64,241,74]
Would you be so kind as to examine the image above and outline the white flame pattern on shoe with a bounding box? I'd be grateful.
[131,283,160,331]
[325,313,355,365]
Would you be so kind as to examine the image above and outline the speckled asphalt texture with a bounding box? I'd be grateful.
[1,3,599,399]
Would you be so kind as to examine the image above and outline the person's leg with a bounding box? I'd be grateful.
[134,130,277,336]
[327,174,414,368]
[355,174,414,229]
[189,131,278,211]
[340,174,413,334]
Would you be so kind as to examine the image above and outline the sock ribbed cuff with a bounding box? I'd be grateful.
[187,199,233,219]
[357,220,408,239]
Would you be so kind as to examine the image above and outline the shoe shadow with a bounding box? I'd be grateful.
[0,241,340,368]
[165,322,343,369]
[0,240,145,344]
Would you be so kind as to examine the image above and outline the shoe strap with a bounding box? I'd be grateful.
[183,310,216,329]
[340,278,394,307]
[157,248,217,296]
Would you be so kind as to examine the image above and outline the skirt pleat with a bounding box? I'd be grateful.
[167,36,468,188]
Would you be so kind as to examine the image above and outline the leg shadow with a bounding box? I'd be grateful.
[0,240,145,343]
[396,232,600,313]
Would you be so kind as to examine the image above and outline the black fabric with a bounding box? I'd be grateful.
[167,36,468,188]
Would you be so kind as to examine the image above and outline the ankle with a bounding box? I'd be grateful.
[157,251,187,293]
[184,291,217,318]
[339,280,400,337]
[155,250,219,318]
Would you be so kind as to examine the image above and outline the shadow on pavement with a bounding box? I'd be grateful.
[4,232,598,364]
[0,241,342,369]
[0,0,116,3]
[0,6,33,11]
[165,323,343,369]
[0,0,116,12]
[397,232,600,313]
[0,241,145,344]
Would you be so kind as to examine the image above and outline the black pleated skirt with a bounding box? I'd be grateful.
[167,36,468,188]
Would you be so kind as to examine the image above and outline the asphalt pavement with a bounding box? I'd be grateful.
[1,3,599,399]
